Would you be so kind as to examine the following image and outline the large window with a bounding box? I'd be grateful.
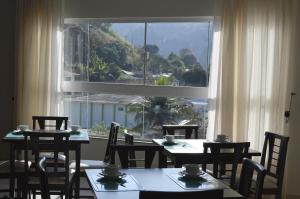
[63,19,213,139]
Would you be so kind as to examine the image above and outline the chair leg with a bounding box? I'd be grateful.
[32,190,36,199]
[275,190,282,199]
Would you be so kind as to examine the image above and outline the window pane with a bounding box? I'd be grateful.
[63,19,212,140]
[64,23,145,84]
[63,92,208,139]
[146,22,211,87]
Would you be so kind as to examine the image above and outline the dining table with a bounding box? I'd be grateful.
[85,168,244,199]
[2,129,90,199]
[153,139,261,167]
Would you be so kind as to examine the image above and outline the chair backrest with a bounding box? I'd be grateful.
[202,142,250,188]
[260,132,289,186]
[103,122,120,163]
[124,132,137,167]
[24,131,70,192]
[32,116,68,130]
[239,158,266,199]
[111,144,167,168]
[37,156,50,199]
[162,125,199,139]
[124,132,134,145]
[139,189,224,199]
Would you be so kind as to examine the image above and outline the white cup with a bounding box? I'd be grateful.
[18,124,29,131]
[71,125,80,132]
[185,164,200,175]
[165,135,175,143]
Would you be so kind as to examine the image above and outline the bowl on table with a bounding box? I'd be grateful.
[179,164,204,179]
[70,125,80,132]
[99,164,125,180]
[18,124,29,131]
[214,134,230,142]
[163,135,177,145]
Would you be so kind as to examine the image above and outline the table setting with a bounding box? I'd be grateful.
[91,165,141,192]
[167,164,227,190]
[9,124,82,135]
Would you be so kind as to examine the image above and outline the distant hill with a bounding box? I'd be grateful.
[111,22,212,69]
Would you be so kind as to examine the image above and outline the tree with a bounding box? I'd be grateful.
[182,68,208,87]
[148,54,170,74]
[96,42,127,66]
[88,53,109,81]
[128,76,201,132]
[179,48,198,67]
[90,23,112,32]
[168,52,185,68]
[155,76,173,86]
[146,44,159,54]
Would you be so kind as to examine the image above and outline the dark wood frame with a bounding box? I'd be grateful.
[152,139,261,168]
[2,130,89,199]
[162,125,199,139]
[37,156,50,199]
[32,116,68,130]
[124,132,139,167]
[23,131,71,199]
[139,189,224,199]
[238,158,266,199]
[111,144,167,168]
[202,142,250,188]
[260,132,289,199]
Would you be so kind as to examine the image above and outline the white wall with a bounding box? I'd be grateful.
[285,3,300,198]
[65,0,215,19]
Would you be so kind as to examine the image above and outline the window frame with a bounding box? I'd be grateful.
[62,17,213,138]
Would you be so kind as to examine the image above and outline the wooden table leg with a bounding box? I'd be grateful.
[9,144,15,198]
[75,145,81,199]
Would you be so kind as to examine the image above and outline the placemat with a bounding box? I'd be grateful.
[167,172,227,190]
[91,174,141,192]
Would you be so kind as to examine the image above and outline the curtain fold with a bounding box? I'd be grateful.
[208,0,298,150]
[15,0,63,126]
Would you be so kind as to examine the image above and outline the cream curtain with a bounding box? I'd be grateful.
[15,0,64,126]
[208,0,298,150]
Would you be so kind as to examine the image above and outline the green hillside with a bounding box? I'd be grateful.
[64,22,208,86]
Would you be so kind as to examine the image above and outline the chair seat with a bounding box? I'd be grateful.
[252,175,277,193]
[69,160,108,173]
[29,174,74,185]
[0,160,32,173]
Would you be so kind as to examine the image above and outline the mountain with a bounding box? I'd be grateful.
[111,22,212,69]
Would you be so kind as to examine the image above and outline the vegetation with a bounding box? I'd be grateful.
[128,76,202,136]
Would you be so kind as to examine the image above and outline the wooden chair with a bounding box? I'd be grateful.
[32,116,69,162]
[139,189,224,199]
[69,122,119,197]
[69,122,120,172]
[202,142,250,188]
[162,125,199,139]
[238,158,266,199]
[36,157,50,199]
[111,144,167,168]
[124,132,138,167]
[23,131,71,199]
[258,132,289,199]
[32,116,68,130]
[0,160,31,197]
